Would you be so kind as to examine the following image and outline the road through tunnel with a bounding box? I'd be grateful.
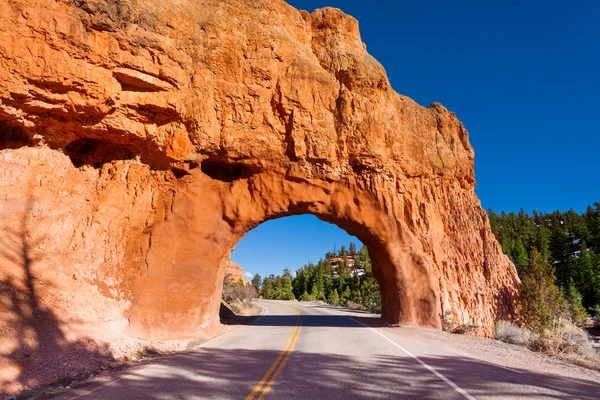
[224,214,381,318]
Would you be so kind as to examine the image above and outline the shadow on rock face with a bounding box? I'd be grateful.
[0,195,115,396]
[0,121,32,150]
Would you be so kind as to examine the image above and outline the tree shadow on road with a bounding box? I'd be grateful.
[55,345,600,399]
[0,196,114,397]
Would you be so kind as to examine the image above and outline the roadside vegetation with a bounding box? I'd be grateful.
[489,204,600,369]
[251,243,382,313]
[222,275,258,315]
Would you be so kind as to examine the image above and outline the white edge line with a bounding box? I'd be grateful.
[348,317,476,400]
[251,303,269,324]
[68,302,270,399]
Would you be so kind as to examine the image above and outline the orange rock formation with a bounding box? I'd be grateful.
[0,0,519,391]
[224,261,249,286]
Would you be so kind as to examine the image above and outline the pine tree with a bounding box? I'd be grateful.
[532,226,551,261]
[574,242,597,307]
[592,250,600,310]
[585,203,600,254]
[251,273,262,293]
[312,267,325,300]
[262,275,275,299]
[342,286,351,303]
[488,204,600,312]
[359,245,371,273]
[512,239,529,277]
[329,289,340,305]
[519,249,568,332]
[549,225,573,288]
[339,245,348,257]
[349,242,357,256]
[360,275,381,313]
[299,291,314,302]
[263,242,380,310]
[292,270,303,299]
[565,278,588,324]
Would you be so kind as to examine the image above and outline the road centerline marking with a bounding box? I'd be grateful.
[245,325,298,400]
[257,324,301,399]
[246,305,301,400]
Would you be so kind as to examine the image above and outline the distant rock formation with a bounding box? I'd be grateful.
[224,261,249,286]
[0,0,519,391]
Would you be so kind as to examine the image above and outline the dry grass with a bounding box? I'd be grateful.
[222,283,257,304]
[529,319,600,370]
[346,301,367,311]
[495,320,531,346]
[229,301,261,316]
[222,281,259,316]
[495,319,600,371]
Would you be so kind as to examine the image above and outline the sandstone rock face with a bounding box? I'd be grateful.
[0,0,519,391]
[224,261,249,285]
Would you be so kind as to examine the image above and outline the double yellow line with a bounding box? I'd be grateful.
[246,306,301,400]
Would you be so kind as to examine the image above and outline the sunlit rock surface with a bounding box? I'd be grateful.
[224,261,249,285]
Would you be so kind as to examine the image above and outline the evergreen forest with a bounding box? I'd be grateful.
[488,203,600,320]
[251,243,381,313]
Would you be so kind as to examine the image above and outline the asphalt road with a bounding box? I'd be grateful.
[57,300,600,399]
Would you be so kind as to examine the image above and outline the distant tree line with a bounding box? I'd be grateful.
[488,204,600,328]
[250,243,381,313]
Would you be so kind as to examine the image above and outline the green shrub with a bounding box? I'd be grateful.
[299,291,315,302]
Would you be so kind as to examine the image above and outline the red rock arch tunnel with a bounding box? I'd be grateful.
[0,0,520,344]
[127,162,439,340]
[125,155,517,340]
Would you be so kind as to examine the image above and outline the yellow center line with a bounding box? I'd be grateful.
[246,306,301,400]
[257,323,301,399]
[246,324,298,399]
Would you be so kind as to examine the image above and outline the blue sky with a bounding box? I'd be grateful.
[232,1,600,278]
[232,215,360,280]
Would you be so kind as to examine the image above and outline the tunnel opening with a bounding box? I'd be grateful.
[0,120,32,150]
[222,215,382,323]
